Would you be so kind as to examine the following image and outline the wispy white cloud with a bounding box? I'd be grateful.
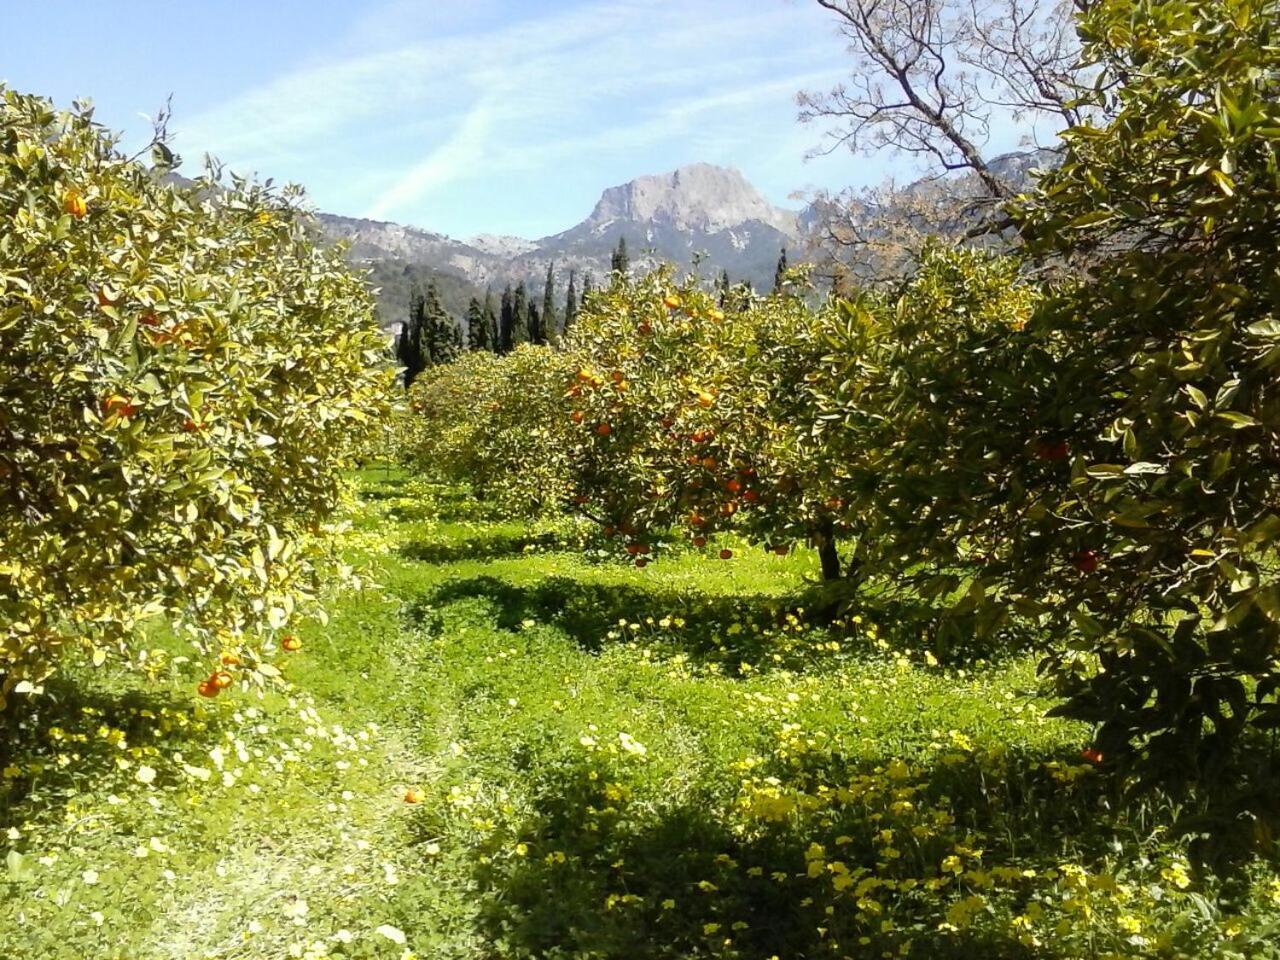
[174,0,866,234]
[366,92,502,220]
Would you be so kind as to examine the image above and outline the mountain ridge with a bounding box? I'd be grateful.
[318,151,1056,328]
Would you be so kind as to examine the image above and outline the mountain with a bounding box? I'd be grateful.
[525,162,797,289]
[321,163,802,331]
[319,152,1057,332]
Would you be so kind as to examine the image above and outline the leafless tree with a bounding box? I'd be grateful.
[798,0,1098,281]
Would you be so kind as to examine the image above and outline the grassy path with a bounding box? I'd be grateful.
[4,470,1279,960]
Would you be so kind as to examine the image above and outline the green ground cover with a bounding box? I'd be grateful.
[3,469,1278,959]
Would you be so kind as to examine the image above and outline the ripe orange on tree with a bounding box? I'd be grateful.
[102,393,139,418]
[62,189,87,218]
[1071,550,1101,574]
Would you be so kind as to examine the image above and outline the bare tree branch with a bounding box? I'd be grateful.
[799,0,1098,280]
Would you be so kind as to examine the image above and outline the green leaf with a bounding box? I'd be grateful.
[1215,411,1259,429]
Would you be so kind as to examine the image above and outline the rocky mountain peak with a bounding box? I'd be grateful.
[581,162,797,237]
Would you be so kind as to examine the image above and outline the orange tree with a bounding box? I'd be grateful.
[811,0,1280,842]
[806,246,1045,652]
[1001,0,1280,828]
[0,88,393,706]
[561,271,856,571]
[408,344,576,515]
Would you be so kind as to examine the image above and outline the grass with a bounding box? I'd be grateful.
[2,467,1279,959]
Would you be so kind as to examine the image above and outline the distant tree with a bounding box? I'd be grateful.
[512,281,530,346]
[717,269,731,307]
[581,272,595,301]
[465,296,488,352]
[563,270,579,338]
[397,282,427,387]
[446,313,463,357]
[527,302,541,345]
[773,247,789,292]
[798,0,1095,278]
[422,281,460,365]
[499,283,515,353]
[540,261,557,344]
[482,288,499,353]
[610,237,630,276]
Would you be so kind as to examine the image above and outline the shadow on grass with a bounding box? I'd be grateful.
[412,746,1160,960]
[399,530,571,565]
[412,574,824,662]
[0,674,223,828]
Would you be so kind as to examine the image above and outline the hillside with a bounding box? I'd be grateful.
[323,153,1060,332]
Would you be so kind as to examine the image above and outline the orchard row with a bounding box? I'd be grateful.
[403,0,1280,852]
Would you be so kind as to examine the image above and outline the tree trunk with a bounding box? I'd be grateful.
[815,522,842,581]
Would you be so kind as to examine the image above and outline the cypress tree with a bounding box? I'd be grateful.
[563,270,578,338]
[541,261,556,343]
[511,281,530,346]
[527,302,541,345]
[499,284,514,354]
[717,269,731,307]
[773,247,788,292]
[423,281,458,365]
[482,288,499,353]
[397,282,427,387]
[465,296,487,352]
[610,237,630,275]
[582,272,595,300]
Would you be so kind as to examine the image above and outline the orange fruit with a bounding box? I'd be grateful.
[281,634,302,652]
[596,422,612,436]
[403,788,423,804]
[719,548,733,560]
[570,410,584,424]
[102,394,139,418]
[211,670,234,690]
[196,680,219,698]
[634,558,648,569]
[663,294,681,310]
[63,190,87,218]
[692,536,707,548]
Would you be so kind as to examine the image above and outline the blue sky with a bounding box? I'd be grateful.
[1,0,1031,239]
